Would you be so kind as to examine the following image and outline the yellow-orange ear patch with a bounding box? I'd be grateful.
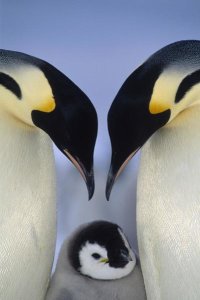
[149,98,170,114]
[37,97,55,113]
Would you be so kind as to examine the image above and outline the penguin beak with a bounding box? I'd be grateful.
[100,258,109,264]
[62,149,95,200]
[106,149,139,200]
[32,98,97,200]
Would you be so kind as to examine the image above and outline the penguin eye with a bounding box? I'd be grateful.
[91,253,101,259]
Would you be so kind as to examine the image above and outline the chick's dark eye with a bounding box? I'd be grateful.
[92,253,101,259]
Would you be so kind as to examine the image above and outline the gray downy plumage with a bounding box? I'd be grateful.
[46,221,146,300]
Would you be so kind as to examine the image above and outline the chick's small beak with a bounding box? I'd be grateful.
[100,258,109,264]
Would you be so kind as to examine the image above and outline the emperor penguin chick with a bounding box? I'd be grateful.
[46,221,146,300]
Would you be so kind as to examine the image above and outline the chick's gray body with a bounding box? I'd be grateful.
[46,223,146,300]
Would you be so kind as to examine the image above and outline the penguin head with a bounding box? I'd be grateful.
[106,40,200,199]
[0,50,98,199]
[69,221,136,280]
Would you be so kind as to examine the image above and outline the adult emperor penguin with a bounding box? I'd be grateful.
[0,50,97,300]
[46,221,146,300]
[106,40,200,299]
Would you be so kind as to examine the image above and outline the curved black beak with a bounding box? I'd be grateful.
[106,165,115,201]
[106,149,139,200]
[62,149,95,199]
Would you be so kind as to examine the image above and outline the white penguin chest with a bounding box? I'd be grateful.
[0,119,56,300]
[137,106,200,300]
